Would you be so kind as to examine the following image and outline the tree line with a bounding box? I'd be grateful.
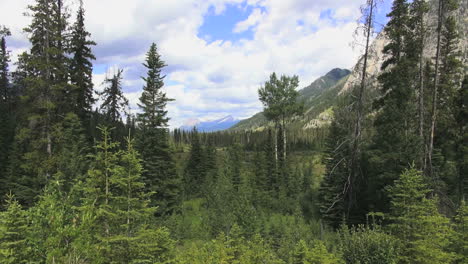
[0,0,466,263]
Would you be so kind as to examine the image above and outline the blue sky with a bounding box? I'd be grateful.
[1,0,391,128]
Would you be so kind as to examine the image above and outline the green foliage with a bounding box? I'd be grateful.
[28,176,80,262]
[176,225,284,264]
[388,167,455,264]
[98,69,129,124]
[291,239,343,264]
[369,0,421,214]
[136,43,180,216]
[69,0,96,121]
[451,200,467,263]
[0,194,30,263]
[184,129,208,198]
[339,225,398,264]
[258,73,303,123]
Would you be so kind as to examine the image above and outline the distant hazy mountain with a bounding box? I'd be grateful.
[180,115,240,132]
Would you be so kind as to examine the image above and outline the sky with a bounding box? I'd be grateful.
[0,0,391,128]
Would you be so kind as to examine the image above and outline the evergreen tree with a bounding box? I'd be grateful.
[291,240,343,264]
[387,167,455,264]
[455,76,468,202]
[408,0,429,168]
[0,26,10,103]
[0,194,30,263]
[8,0,71,205]
[0,26,13,195]
[69,0,96,122]
[28,175,80,262]
[78,127,173,262]
[431,0,463,197]
[318,97,357,228]
[451,200,467,263]
[368,0,420,213]
[184,128,207,198]
[227,144,243,191]
[338,224,399,264]
[98,69,128,124]
[136,43,180,216]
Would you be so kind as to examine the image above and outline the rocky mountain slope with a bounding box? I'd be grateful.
[230,68,351,131]
[230,0,467,132]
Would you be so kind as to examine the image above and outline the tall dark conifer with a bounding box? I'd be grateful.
[9,0,70,205]
[184,128,206,198]
[368,0,420,213]
[99,69,128,124]
[136,43,180,216]
[0,27,13,195]
[69,0,96,122]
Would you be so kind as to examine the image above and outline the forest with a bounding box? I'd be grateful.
[0,0,466,263]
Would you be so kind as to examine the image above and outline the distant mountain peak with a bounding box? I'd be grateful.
[325,68,351,81]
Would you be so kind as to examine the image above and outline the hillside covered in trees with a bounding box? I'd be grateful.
[0,0,467,263]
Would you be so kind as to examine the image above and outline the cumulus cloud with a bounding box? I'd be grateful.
[0,0,373,128]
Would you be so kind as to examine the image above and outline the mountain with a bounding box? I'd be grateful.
[229,68,351,131]
[231,0,468,132]
[181,115,240,132]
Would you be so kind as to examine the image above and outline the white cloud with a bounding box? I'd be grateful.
[233,8,264,33]
[1,0,370,128]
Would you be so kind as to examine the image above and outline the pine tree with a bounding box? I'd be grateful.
[98,69,128,124]
[78,126,121,262]
[0,26,10,103]
[451,200,467,263]
[136,43,180,216]
[455,76,468,202]
[369,0,420,214]
[8,0,71,205]
[408,0,429,168]
[0,26,13,195]
[28,175,81,262]
[0,194,31,263]
[227,144,243,191]
[291,240,342,264]
[78,127,174,262]
[431,0,463,196]
[184,128,207,198]
[387,167,455,264]
[318,97,357,228]
[107,137,173,263]
[69,0,96,122]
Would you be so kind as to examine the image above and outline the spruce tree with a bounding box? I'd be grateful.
[431,1,463,196]
[227,144,243,191]
[136,43,180,216]
[451,200,467,263]
[368,0,420,213]
[184,128,207,198]
[69,0,96,122]
[0,194,31,263]
[291,240,342,264]
[79,127,174,262]
[0,26,13,195]
[8,0,71,205]
[28,175,80,262]
[99,69,128,124]
[387,167,455,264]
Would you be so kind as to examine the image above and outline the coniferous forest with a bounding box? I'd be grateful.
[0,0,467,263]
